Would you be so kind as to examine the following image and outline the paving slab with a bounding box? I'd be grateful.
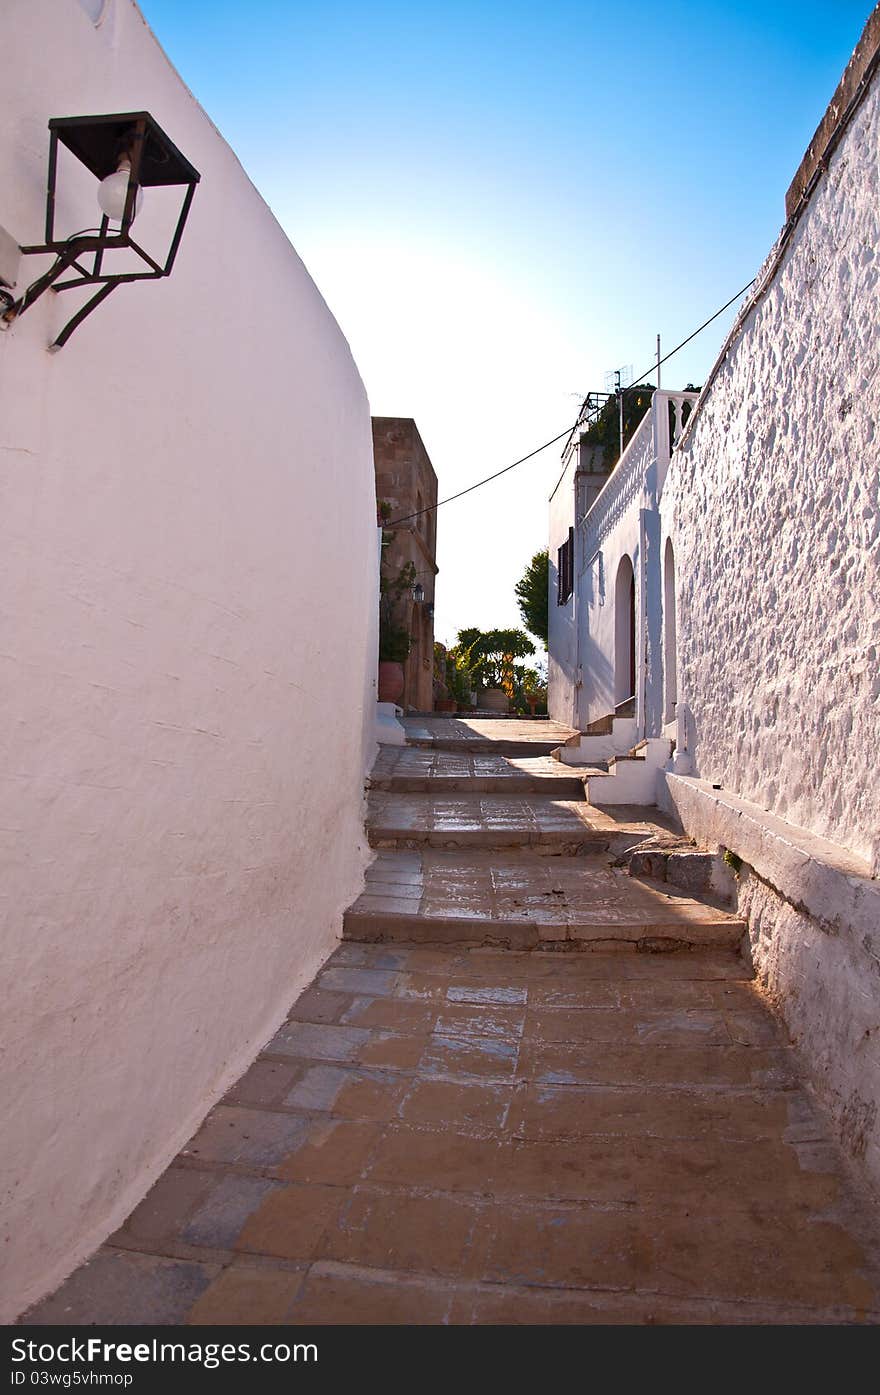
[25,941,880,1326]
[401,716,577,757]
[402,717,578,743]
[23,718,880,1325]
[369,746,596,795]
[345,850,746,950]
[367,792,639,851]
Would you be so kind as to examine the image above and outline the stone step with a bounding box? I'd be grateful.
[626,737,677,758]
[583,711,614,735]
[368,826,633,853]
[370,773,592,796]
[407,737,563,757]
[344,850,747,952]
[401,717,577,759]
[586,738,675,807]
[366,792,650,855]
[552,717,639,767]
[367,746,596,797]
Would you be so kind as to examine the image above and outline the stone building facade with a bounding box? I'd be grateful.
[547,7,880,1191]
[373,417,439,712]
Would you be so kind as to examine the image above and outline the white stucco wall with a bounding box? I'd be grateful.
[1,0,377,1320]
[552,398,691,737]
[662,77,880,866]
[547,455,577,726]
[577,519,643,731]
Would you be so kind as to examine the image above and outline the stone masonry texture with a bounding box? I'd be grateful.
[373,418,439,712]
[662,75,880,867]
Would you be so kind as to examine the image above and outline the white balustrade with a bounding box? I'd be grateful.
[579,390,699,556]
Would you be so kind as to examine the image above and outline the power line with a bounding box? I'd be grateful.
[556,274,758,483]
[386,276,756,529]
[387,427,574,527]
[626,277,756,390]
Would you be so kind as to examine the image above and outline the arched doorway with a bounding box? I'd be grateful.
[614,555,636,705]
[663,538,677,722]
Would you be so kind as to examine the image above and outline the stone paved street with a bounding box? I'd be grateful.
[25,718,880,1325]
[26,942,880,1325]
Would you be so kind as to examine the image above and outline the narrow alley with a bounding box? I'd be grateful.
[27,718,880,1326]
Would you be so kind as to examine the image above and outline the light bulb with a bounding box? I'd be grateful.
[97,159,144,222]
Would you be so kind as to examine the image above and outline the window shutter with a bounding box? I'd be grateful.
[557,529,575,605]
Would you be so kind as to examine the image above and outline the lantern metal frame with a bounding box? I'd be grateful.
[2,112,200,349]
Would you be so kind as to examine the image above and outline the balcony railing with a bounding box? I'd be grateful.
[580,390,699,556]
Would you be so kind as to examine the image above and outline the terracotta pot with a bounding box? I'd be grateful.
[378,660,405,704]
[435,698,456,713]
[482,688,509,713]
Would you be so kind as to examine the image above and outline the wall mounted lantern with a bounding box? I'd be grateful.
[411,582,426,604]
[1,112,200,349]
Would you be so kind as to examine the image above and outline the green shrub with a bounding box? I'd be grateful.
[379,623,411,663]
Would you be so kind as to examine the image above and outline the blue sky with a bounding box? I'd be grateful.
[141,0,874,645]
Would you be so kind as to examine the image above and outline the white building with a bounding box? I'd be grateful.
[0,0,378,1320]
[549,6,880,1191]
[549,386,698,751]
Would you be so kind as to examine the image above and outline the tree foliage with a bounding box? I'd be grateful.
[514,548,549,646]
[449,626,535,699]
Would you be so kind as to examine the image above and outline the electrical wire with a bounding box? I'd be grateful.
[625,278,756,390]
[386,276,756,529]
[387,427,575,527]
[2,228,109,327]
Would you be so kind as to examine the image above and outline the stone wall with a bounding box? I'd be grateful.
[373,418,438,711]
[0,0,378,1319]
[662,72,880,869]
[737,874,880,1188]
[660,18,880,1193]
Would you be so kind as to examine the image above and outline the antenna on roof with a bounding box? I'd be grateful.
[603,364,633,393]
[604,365,633,460]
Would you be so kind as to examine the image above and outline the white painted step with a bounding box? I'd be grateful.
[376,702,407,746]
[552,716,638,766]
[585,738,673,806]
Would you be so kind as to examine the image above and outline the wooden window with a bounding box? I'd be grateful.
[557,528,574,605]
